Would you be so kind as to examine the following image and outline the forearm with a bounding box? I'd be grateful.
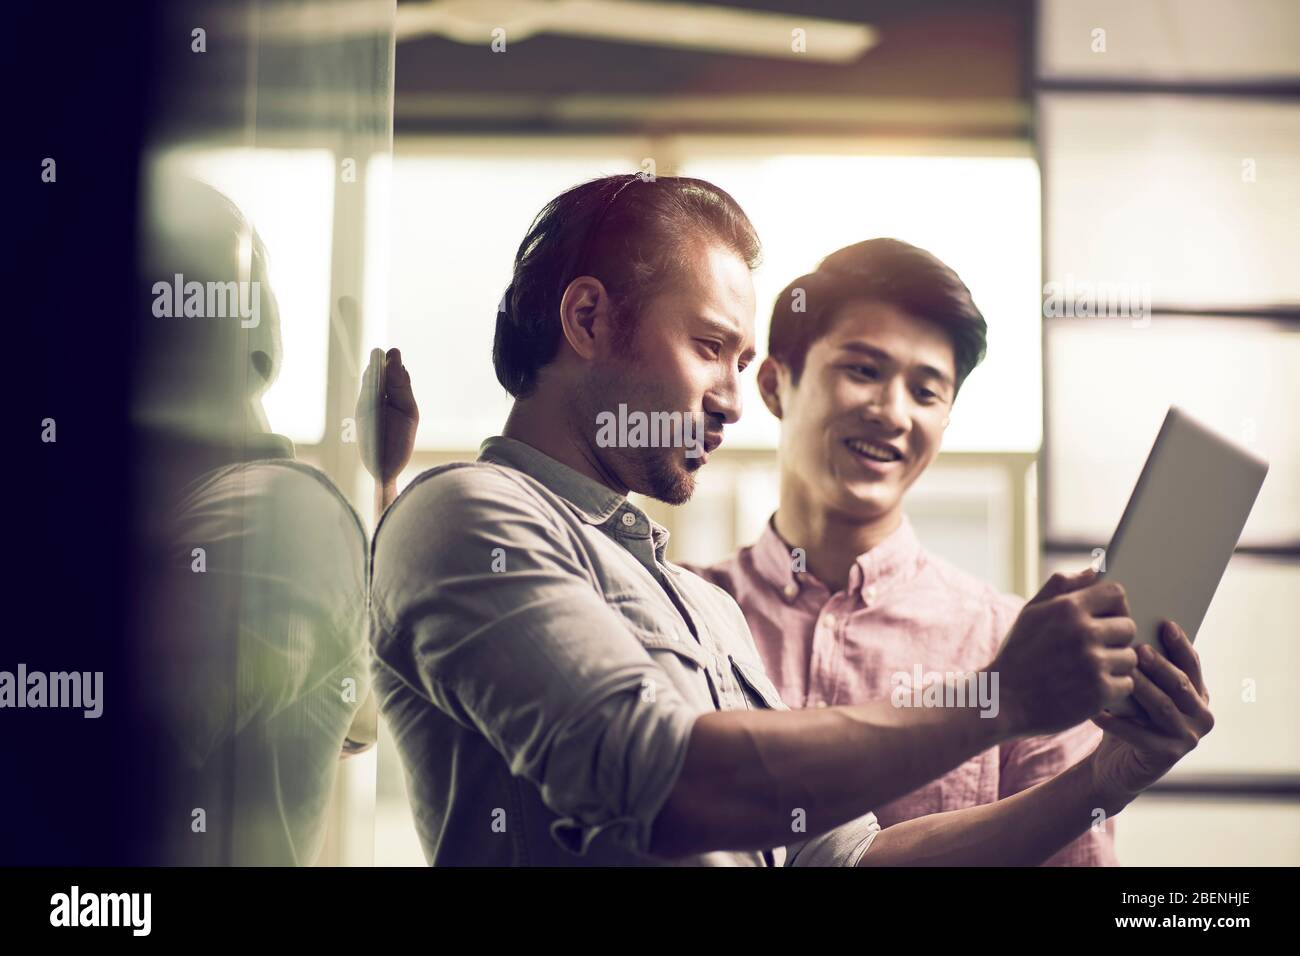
[651,696,1010,859]
[858,755,1131,866]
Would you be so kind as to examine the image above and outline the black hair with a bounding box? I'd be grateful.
[769,238,988,396]
[493,174,761,398]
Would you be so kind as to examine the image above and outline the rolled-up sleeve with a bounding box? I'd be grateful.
[370,465,704,859]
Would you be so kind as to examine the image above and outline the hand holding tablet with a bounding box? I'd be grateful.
[1091,406,1269,718]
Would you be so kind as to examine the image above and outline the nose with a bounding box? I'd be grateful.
[864,378,909,434]
[704,368,743,426]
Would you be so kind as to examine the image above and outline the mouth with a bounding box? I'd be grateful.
[843,436,905,467]
[685,431,722,468]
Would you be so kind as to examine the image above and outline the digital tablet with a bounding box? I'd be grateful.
[1096,406,1269,717]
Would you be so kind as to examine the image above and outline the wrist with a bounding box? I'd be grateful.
[1082,752,1137,817]
[982,665,1027,742]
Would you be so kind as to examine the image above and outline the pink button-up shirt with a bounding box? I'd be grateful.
[688,513,1117,866]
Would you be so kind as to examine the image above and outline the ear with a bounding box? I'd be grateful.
[557,275,613,362]
[756,356,785,420]
[251,349,274,383]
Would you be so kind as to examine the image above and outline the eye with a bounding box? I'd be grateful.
[698,339,723,359]
[914,387,939,404]
[846,364,879,381]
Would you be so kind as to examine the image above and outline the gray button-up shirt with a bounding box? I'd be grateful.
[370,436,881,866]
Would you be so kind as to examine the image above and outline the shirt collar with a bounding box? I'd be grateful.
[751,511,922,603]
[477,435,670,550]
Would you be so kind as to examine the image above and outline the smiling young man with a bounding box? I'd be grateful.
[689,238,1117,864]
[367,177,1213,866]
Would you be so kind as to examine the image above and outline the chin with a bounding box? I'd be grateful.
[833,482,897,519]
[636,452,696,506]
[643,472,694,506]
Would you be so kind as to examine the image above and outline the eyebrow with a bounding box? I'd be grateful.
[697,315,756,365]
[837,341,954,390]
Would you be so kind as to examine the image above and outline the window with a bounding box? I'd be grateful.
[374,140,1042,453]
[1037,0,1300,865]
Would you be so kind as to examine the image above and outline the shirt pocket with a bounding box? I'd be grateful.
[728,655,789,712]
[609,592,716,709]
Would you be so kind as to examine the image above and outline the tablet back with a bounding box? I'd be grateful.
[1099,406,1268,715]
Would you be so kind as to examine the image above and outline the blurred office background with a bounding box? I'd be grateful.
[118,0,1299,866]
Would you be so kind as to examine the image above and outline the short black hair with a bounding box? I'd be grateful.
[769,238,988,396]
[493,174,761,398]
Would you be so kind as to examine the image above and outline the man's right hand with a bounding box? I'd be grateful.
[990,568,1140,738]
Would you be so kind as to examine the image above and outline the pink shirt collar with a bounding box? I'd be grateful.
[751,511,925,605]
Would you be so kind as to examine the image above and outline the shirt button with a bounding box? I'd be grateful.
[865,585,878,603]
[823,613,837,630]
[815,701,828,708]
[620,512,637,527]
[782,582,798,601]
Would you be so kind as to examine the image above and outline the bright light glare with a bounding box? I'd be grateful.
[679,154,1042,452]
[379,150,1041,451]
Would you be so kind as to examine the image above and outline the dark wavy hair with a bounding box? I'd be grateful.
[493,174,761,398]
[769,238,988,396]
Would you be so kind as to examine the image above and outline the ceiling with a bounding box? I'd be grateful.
[144,0,1033,143]
[392,0,1033,137]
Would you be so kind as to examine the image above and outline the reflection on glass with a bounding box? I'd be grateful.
[149,147,337,445]
[133,175,373,865]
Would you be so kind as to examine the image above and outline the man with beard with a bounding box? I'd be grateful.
[368,174,1213,866]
